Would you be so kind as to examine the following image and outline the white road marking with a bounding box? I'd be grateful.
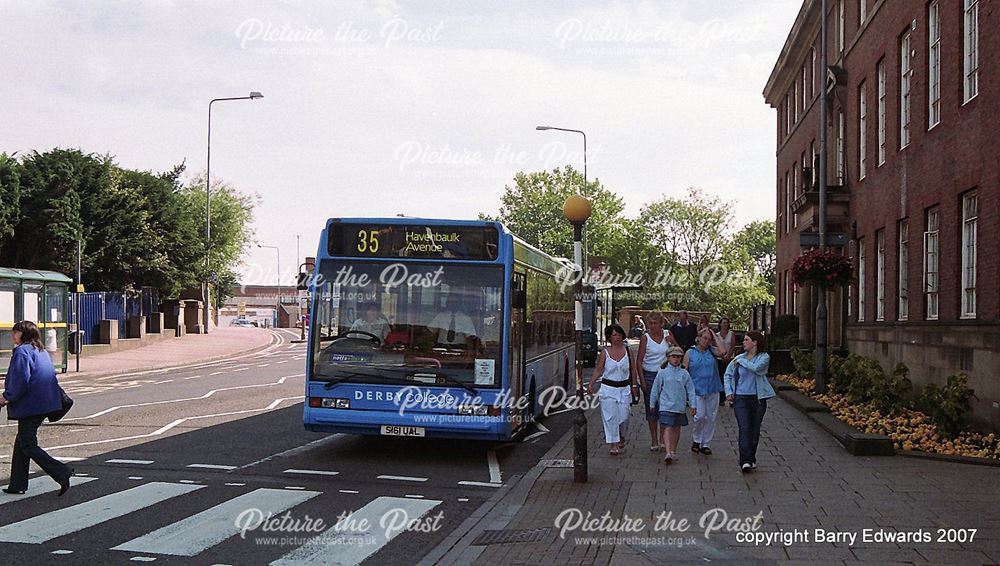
[0,477,98,506]
[129,477,144,480]
[487,449,502,484]
[186,464,237,471]
[236,435,342,471]
[51,550,74,555]
[55,456,87,462]
[130,558,157,562]
[209,371,226,376]
[270,496,442,566]
[224,483,245,487]
[376,475,428,482]
[107,459,154,465]
[457,481,503,488]
[152,379,173,384]
[522,422,550,442]
[43,397,302,451]
[0,482,203,543]
[183,375,203,380]
[258,364,271,368]
[404,494,424,499]
[283,469,340,477]
[458,498,469,502]
[284,486,306,490]
[232,367,250,372]
[339,489,359,494]
[113,488,320,556]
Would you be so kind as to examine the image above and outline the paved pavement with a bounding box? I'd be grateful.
[428,392,1000,565]
[65,326,281,379]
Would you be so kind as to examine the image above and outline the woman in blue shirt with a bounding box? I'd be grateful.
[723,331,774,473]
[649,347,696,463]
[683,328,724,455]
[1,321,74,496]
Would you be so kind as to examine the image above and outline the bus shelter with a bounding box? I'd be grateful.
[0,268,71,375]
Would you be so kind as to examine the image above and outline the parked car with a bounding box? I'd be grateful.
[231,319,256,328]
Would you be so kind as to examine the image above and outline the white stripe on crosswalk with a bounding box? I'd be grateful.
[0,482,203,543]
[271,496,441,566]
[0,476,98,506]
[107,459,154,465]
[112,488,320,556]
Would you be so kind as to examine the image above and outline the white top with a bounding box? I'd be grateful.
[601,348,632,383]
[428,310,477,344]
[714,330,734,356]
[641,332,669,372]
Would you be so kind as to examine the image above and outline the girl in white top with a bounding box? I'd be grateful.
[636,310,669,450]
[587,324,638,455]
[713,317,736,362]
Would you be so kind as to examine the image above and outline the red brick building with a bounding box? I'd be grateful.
[764,0,998,428]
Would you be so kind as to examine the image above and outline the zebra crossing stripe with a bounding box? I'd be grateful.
[0,476,98,506]
[270,496,441,566]
[0,482,203,544]
[112,488,320,556]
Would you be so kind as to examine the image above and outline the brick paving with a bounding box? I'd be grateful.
[433,393,1000,565]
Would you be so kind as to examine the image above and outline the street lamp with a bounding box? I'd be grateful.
[536,124,590,284]
[204,91,263,334]
[563,194,592,483]
[258,244,280,328]
[815,0,829,393]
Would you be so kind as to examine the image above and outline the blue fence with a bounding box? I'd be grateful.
[69,288,160,345]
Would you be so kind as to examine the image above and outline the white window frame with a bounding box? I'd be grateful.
[802,64,808,111]
[791,166,798,228]
[961,192,978,317]
[928,1,941,128]
[785,171,792,233]
[836,111,845,184]
[859,81,867,180]
[785,93,792,134]
[793,82,799,124]
[898,220,909,321]
[812,47,818,98]
[857,238,866,322]
[877,60,886,164]
[964,0,978,102]
[860,0,867,25]
[838,0,845,53]
[924,207,939,320]
[809,140,816,191]
[900,31,912,148]
[876,229,885,321]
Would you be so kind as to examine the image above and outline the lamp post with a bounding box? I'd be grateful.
[815,0,829,394]
[205,91,263,334]
[258,244,280,328]
[563,194,592,483]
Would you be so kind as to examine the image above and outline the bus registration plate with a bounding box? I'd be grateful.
[381,425,425,437]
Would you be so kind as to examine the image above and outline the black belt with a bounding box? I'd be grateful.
[601,379,631,388]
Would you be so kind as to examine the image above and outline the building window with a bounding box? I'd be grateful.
[785,170,792,233]
[786,271,793,315]
[860,0,867,24]
[859,81,867,180]
[802,64,808,111]
[876,229,885,321]
[791,166,798,228]
[857,238,866,322]
[961,192,978,317]
[793,83,799,124]
[898,220,908,321]
[900,31,912,148]
[924,207,939,320]
[809,140,816,190]
[836,111,845,184]
[877,59,886,165]
[838,0,845,53]
[964,0,978,102]
[928,1,941,128]
[812,47,817,97]
[785,93,792,134]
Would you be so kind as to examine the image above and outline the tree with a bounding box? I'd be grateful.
[0,153,20,244]
[731,220,776,294]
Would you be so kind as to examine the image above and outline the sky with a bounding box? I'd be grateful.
[1,0,801,285]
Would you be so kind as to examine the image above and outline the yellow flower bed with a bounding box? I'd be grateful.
[779,374,1000,460]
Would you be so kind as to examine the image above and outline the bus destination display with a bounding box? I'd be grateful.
[328,223,499,260]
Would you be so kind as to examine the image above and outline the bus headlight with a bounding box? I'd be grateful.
[457,404,488,416]
[320,398,351,409]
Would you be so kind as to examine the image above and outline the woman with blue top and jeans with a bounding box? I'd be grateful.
[649,346,696,463]
[723,331,774,473]
[683,328,723,455]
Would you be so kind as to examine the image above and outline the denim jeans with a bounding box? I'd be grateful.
[733,395,767,466]
[7,415,72,491]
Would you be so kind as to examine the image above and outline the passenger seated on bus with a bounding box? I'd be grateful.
[427,294,478,349]
[348,303,391,342]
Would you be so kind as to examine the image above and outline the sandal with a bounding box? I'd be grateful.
[700,447,713,455]
[610,448,620,456]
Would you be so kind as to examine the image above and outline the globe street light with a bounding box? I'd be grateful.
[564,194,592,483]
[257,244,280,328]
[204,91,263,333]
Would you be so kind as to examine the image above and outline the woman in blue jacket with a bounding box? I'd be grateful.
[1,321,73,495]
[723,331,774,473]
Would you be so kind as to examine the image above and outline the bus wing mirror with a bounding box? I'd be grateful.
[297,272,309,291]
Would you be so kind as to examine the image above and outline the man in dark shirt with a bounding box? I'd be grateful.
[670,310,697,352]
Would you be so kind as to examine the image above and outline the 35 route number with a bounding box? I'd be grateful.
[357,230,380,253]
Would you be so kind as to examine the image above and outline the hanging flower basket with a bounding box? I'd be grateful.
[792,248,853,287]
